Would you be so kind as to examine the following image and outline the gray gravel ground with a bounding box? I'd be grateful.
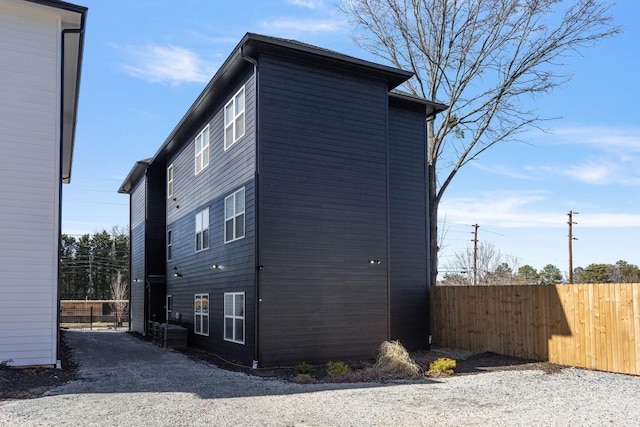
[1,330,639,426]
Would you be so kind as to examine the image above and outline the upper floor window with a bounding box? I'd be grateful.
[224,187,245,243]
[195,208,209,252]
[194,293,209,336]
[195,125,210,175]
[224,292,244,344]
[167,164,174,198]
[224,86,245,150]
[167,229,172,261]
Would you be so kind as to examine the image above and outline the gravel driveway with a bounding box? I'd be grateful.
[1,330,639,426]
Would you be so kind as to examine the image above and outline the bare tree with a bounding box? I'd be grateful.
[443,241,520,285]
[110,270,129,328]
[342,0,621,285]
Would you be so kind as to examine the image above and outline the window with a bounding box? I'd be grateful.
[167,164,174,198]
[224,86,245,150]
[166,295,173,320]
[224,188,245,243]
[224,292,244,344]
[195,208,209,251]
[195,125,210,174]
[167,229,172,261]
[194,294,209,336]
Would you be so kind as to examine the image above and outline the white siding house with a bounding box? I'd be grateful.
[0,0,86,367]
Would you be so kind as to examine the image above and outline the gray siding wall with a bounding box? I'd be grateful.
[146,164,167,277]
[388,101,429,350]
[130,178,146,334]
[257,54,390,365]
[166,71,256,364]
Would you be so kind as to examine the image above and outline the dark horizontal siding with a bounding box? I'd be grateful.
[257,54,390,366]
[164,71,256,364]
[388,102,429,350]
[145,164,166,277]
[130,179,146,334]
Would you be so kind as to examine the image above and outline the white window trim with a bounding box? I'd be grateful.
[167,164,174,198]
[224,292,245,344]
[224,187,245,244]
[166,294,173,321]
[167,229,172,261]
[194,293,209,336]
[195,208,210,252]
[224,86,245,150]
[194,125,210,175]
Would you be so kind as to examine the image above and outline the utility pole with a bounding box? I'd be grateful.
[568,211,579,284]
[472,224,479,285]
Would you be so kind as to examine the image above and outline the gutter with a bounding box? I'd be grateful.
[57,10,87,366]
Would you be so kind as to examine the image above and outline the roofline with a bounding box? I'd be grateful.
[24,0,87,14]
[27,0,88,183]
[119,33,428,193]
[388,91,449,116]
[118,159,151,194]
[243,33,413,83]
[140,32,416,165]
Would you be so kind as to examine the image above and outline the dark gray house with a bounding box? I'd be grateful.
[119,33,446,367]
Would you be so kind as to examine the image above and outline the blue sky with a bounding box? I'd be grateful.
[64,0,640,275]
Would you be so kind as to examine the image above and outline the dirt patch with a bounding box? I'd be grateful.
[0,331,78,402]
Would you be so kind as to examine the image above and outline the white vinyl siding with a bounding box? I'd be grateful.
[224,292,245,344]
[0,2,61,367]
[224,86,245,150]
[194,294,209,336]
[195,208,209,252]
[224,187,245,243]
[194,125,209,174]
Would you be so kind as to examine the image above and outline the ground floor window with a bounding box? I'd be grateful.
[194,294,209,336]
[224,292,244,344]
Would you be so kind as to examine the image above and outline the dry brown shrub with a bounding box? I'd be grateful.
[373,340,422,378]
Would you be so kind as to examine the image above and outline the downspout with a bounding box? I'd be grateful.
[424,110,436,349]
[57,24,85,368]
[385,91,391,341]
[240,47,260,368]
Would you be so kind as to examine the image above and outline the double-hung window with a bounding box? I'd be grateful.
[167,164,174,198]
[224,292,244,344]
[194,294,209,336]
[224,86,245,150]
[224,188,245,243]
[167,229,172,261]
[195,208,209,252]
[194,125,210,174]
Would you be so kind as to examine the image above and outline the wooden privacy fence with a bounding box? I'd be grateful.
[431,284,640,375]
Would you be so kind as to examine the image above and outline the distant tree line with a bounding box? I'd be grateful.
[60,228,129,300]
[441,243,640,285]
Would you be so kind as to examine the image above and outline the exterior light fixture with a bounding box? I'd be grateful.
[210,264,221,270]
[368,259,381,265]
[173,266,182,277]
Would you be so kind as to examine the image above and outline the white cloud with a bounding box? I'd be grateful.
[533,125,640,153]
[440,191,560,228]
[563,160,615,184]
[440,190,640,229]
[261,17,345,34]
[525,125,640,186]
[286,0,325,9]
[579,213,640,228]
[115,44,218,85]
[470,163,535,180]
